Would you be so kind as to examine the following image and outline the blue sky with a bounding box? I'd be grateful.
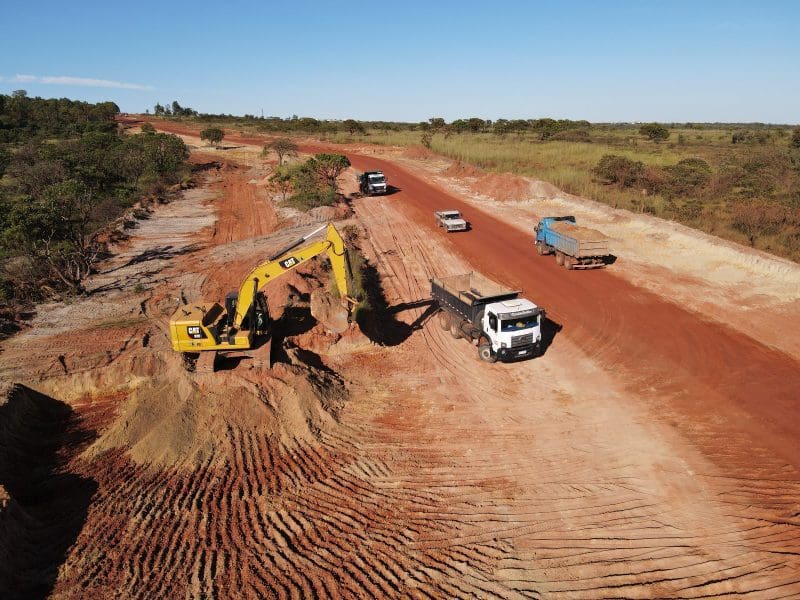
[1,0,798,123]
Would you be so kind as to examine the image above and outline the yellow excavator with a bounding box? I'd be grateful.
[169,222,352,371]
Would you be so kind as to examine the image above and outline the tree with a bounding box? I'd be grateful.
[592,154,645,188]
[268,165,293,201]
[284,161,337,210]
[200,127,225,148]
[307,153,351,191]
[663,158,712,196]
[428,117,446,132]
[142,133,190,174]
[790,128,800,149]
[343,119,365,135]
[730,200,787,246]
[263,138,298,165]
[639,123,670,143]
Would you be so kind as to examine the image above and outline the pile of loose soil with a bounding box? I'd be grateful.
[82,357,348,469]
[441,161,532,201]
[443,160,483,178]
[471,171,532,201]
[401,145,436,160]
[550,220,608,241]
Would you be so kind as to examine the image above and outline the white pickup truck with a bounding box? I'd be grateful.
[434,210,468,232]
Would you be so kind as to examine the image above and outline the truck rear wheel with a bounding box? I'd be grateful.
[438,310,451,330]
[449,321,463,339]
[536,242,544,255]
[478,344,497,363]
[556,251,565,266]
[565,257,575,270]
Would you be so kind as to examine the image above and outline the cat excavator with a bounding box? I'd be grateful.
[169,222,353,371]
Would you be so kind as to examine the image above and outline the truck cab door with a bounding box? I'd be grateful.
[484,312,499,347]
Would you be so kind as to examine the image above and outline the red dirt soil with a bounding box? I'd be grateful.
[11,117,792,598]
[140,117,800,465]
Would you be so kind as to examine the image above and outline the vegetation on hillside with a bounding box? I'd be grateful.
[0,92,189,319]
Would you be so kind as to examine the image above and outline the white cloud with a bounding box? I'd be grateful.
[7,74,154,91]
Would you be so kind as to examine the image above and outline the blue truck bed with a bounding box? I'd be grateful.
[535,216,610,269]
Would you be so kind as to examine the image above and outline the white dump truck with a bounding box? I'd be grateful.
[434,210,468,232]
[357,171,388,196]
[431,272,544,362]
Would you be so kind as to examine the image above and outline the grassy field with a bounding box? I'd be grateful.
[162,115,800,261]
[319,126,800,261]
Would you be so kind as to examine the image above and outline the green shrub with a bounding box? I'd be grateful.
[639,123,670,142]
[663,158,712,196]
[592,154,645,187]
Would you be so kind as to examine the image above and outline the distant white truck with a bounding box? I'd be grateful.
[434,210,468,232]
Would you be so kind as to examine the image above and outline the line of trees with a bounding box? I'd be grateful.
[0,92,189,310]
[152,101,197,117]
[0,90,119,142]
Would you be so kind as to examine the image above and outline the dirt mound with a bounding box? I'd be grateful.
[441,161,532,201]
[550,220,608,241]
[309,290,349,333]
[472,171,532,201]
[402,145,436,160]
[529,179,562,199]
[82,358,348,469]
[443,160,483,178]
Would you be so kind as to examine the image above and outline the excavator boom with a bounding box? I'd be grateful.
[232,222,350,328]
[169,222,352,356]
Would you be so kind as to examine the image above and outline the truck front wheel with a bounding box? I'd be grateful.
[478,344,497,363]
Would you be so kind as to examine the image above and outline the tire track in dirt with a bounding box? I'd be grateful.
[341,194,800,597]
[39,120,798,598]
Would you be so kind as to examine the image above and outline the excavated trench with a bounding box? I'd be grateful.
[0,385,98,600]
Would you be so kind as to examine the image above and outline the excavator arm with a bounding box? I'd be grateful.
[232,222,352,329]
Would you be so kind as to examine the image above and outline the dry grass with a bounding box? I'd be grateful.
[322,128,800,261]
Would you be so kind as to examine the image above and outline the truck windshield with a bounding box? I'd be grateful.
[501,316,538,331]
[368,175,385,183]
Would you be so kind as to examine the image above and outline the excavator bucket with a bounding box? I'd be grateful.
[310,290,350,334]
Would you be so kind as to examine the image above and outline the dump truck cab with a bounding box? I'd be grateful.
[480,297,542,360]
[358,171,388,195]
[534,216,576,241]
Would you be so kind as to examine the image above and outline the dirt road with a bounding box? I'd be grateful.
[2,119,797,598]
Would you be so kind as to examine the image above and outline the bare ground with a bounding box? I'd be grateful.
[0,120,798,598]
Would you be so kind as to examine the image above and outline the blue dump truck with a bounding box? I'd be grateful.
[534,216,610,270]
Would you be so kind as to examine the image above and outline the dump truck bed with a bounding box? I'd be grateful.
[548,221,610,258]
[431,273,519,323]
